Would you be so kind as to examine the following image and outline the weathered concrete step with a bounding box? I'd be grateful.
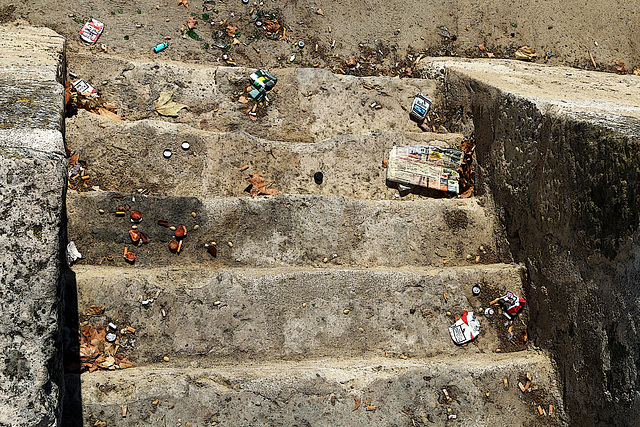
[66,352,563,426]
[67,192,504,268]
[68,57,441,141]
[73,264,527,363]
[67,114,464,200]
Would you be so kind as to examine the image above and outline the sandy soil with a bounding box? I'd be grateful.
[2,0,639,77]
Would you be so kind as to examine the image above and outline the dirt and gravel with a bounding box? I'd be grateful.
[3,0,640,78]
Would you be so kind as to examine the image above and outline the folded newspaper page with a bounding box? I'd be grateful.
[386,145,463,193]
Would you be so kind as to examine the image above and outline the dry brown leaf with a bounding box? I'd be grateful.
[97,107,123,120]
[345,57,357,67]
[316,8,324,15]
[226,25,238,36]
[246,174,278,196]
[633,66,640,75]
[117,357,135,369]
[238,96,249,104]
[263,20,280,32]
[86,304,105,317]
[187,16,197,29]
[177,0,189,8]
[616,60,626,73]
[249,115,257,121]
[69,153,79,166]
[477,43,485,51]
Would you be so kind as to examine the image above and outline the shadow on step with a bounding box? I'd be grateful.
[61,267,83,427]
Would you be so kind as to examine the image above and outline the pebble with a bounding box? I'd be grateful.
[131,225,138,229]
[323,257,329,263]
[191,212,197,218]
[228,241,233,247]
[446,311,451,316]
[358,327,364,333]
[343,308,350,315]
[163,356,170,362]
[170,226,176,231]
[302,303,307,308]
[193,225,199,230]
[98,209,105,214]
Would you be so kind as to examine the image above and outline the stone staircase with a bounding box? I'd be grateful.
[62,56,564,425]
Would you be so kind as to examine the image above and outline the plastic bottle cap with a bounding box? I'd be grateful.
[181,141,190,150]
[163,149,172,158]
[472,285,481,296]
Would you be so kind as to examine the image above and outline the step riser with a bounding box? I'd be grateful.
[74,265,525,362]
[67,193,501,268]
[65,117,464,199]
[69,354,562,427]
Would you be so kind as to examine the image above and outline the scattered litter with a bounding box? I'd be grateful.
[154,42,169,53]
[86,304,105,317]
[65,81,122,119]
[490,291,526,319]
[248,70,277,102]
[79,19,104,44]
[484,307,494,318]
[386,145,463,194]
[66,241,82,265]
[298,40,305,48]
[72,79,99,97]
[409,93,432,124]
[353,396,361,411]
[158,219,170,227]
[169,240,179,252]
[79,324,135,372]
[130,210,142,223]
[472,285,481,296]
[514,46,537,61]
[448,310,480,345]
[155,91,188,116]
[615,60,626,73]
[245,174,278,196]
[205,243,217,257]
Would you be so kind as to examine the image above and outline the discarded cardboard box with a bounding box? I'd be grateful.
[386,145,463,193]
[448,310,480,345]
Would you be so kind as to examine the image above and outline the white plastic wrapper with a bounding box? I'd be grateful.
[66,241,82,266]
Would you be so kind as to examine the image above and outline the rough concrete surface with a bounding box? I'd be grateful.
[0,24,66,427]
[427,57,640,426]
[65,114,463,199]
[73,352,562,427]
[72,264,527,364]
[66,192,503,268]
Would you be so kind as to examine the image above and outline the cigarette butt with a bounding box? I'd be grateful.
[518,381,526,392]
[116,211,125,216]
[328,26,332,32]
[126,326,136,334]
[366,405,376,411]
[549,404,553,415]
[537,405,544,415]
[122,405,127,417]
[82,175,90,180]
[503,378,508,389]
[490,298,499,305]
[177,240,183,253]
[80,169,85,177]
[508,325,513,333]
[524,381,531,391]
[339,68,345,74]
[123,246,128,257]
[241,165,249,171]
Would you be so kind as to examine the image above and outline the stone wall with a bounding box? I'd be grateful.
[0,24,66,426]
[422,58,640,426]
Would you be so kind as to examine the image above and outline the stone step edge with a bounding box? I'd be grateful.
[71,262,523,276]
[73,114,466,145]
[77,350,548,382]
